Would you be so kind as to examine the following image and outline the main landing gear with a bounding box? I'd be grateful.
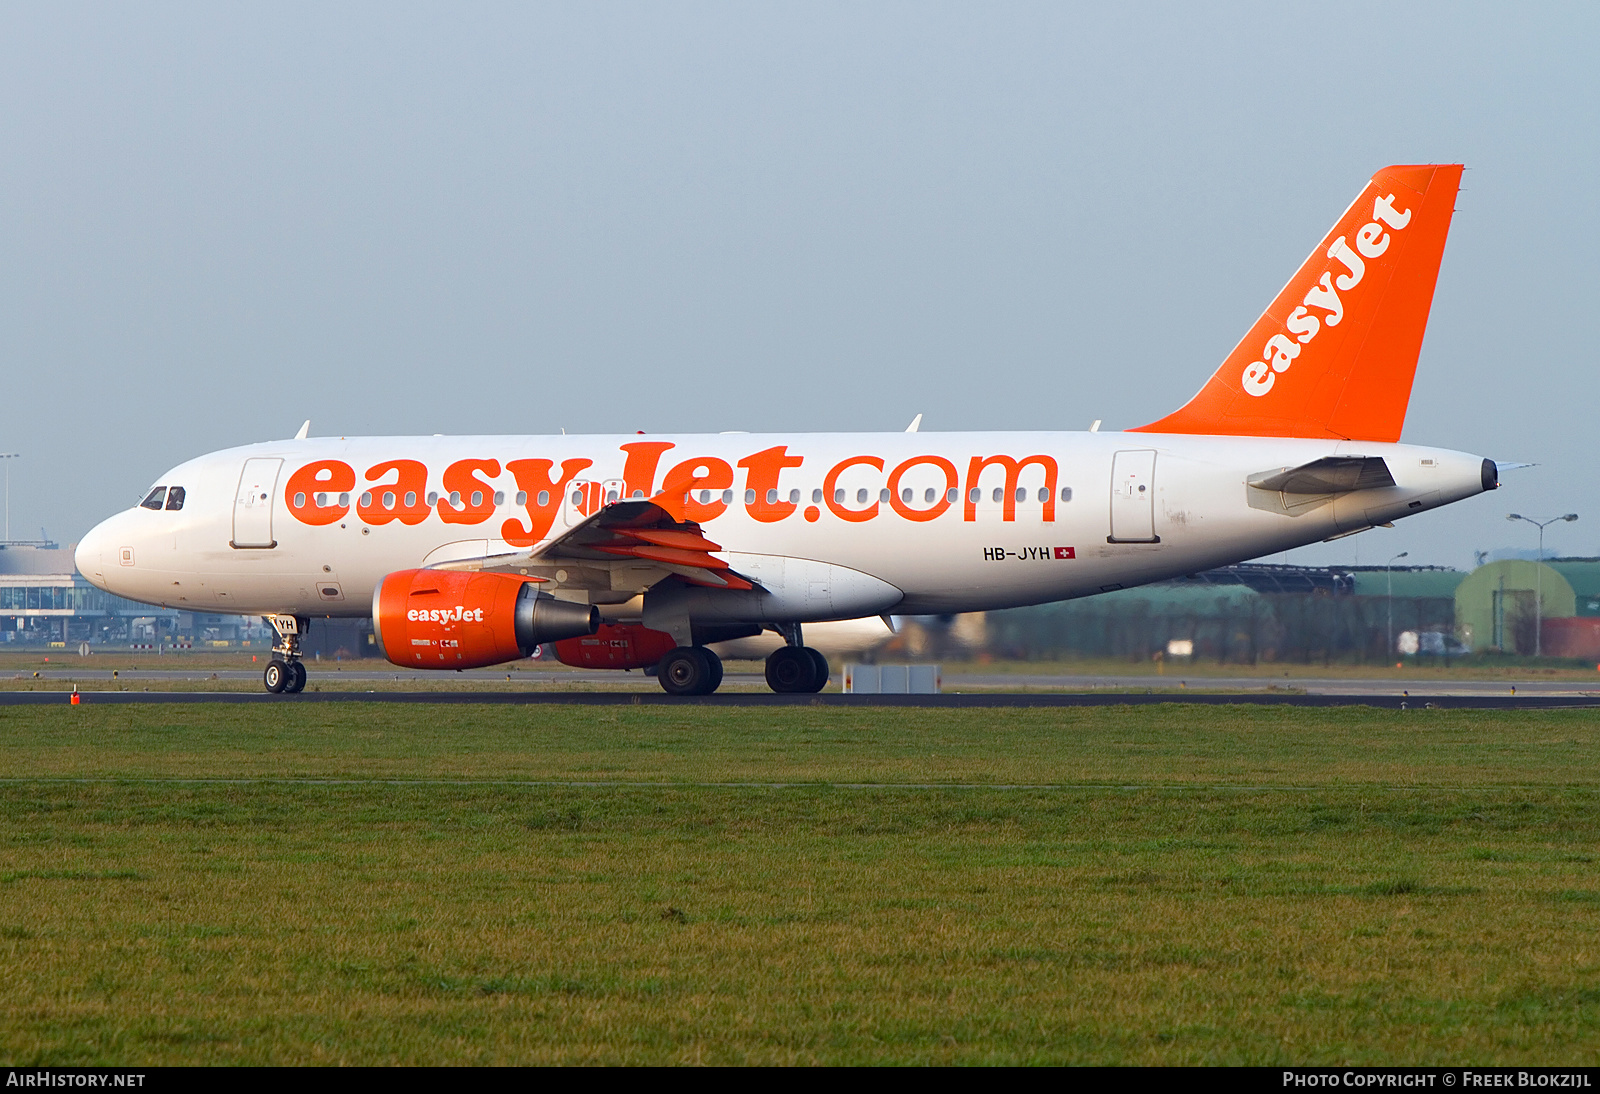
[657,645,725,696]
[762,622,828,694]
[263,614,309,695]
[653,637,830,696]
[764,645,829,694]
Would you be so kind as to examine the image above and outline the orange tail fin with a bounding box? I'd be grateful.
[1131,164,1462,442]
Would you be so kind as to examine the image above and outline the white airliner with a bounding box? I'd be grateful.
[76,164,1496,695]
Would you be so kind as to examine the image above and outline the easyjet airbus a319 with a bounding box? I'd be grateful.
[77,164,1496,695]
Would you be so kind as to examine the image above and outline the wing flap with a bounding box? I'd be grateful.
[438,484,762,593]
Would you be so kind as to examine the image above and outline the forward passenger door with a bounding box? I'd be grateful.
[232,458,283,549]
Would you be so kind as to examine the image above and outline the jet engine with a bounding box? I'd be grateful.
[372,569,599,669]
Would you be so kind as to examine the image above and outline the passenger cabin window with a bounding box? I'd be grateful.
[165,487,186,511]
[140,487,166,510]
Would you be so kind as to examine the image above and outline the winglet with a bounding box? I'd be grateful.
[1131,164,1463,442]
[294,420,311,440]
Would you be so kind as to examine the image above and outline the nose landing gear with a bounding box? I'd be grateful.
[264,658,308,694]
[263,614,310,694]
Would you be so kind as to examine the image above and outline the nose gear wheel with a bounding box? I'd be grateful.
[263,614,310,695]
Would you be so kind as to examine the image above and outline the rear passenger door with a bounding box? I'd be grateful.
[1108,449,1159,543]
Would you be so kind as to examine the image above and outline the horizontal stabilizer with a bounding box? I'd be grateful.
[1248,456,1394,495]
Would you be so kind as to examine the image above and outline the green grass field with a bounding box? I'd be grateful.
[3,703,1599,1064]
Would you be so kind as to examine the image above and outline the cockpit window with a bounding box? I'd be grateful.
[165,486,186,511]
[140,487,167,510]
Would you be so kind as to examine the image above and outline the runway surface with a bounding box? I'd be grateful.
[12,666,1600,696]
[3,689,1597,709]
[8,664,1599,708]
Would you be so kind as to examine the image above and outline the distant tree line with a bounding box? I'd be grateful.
[985,591,1458,665]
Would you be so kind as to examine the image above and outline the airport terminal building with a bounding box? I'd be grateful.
[1,540,372,657]
[0,541,260,650]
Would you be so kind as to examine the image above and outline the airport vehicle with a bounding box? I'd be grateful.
[76,164,1495,695]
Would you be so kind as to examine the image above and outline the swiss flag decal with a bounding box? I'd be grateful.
[1054,547,1076,559]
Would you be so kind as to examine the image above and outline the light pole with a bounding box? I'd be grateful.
[0,454,17,543]
[1507,512,1579,657]
[1387,551,1409,657]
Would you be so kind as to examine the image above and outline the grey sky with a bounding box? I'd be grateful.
[3,2,1595,569]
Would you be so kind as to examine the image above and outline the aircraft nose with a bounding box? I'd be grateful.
[75,518,113,590]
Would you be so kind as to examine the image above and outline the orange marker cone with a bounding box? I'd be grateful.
[70,687,80,706]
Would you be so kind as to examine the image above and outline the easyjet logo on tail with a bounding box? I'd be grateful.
[1113,164,1459,441]
[1242,193,1412,397]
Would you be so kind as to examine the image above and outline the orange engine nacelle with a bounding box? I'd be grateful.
[373,569,599,670]
[553,623,678,671]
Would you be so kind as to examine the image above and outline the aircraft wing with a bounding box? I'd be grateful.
[525,495,755,590]
[1248,455,1395,495]
[428,490,756,592]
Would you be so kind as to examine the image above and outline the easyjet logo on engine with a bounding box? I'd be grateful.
[285,443,1067,533]
[1241,192,1412,397]
[407,607,486,624]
